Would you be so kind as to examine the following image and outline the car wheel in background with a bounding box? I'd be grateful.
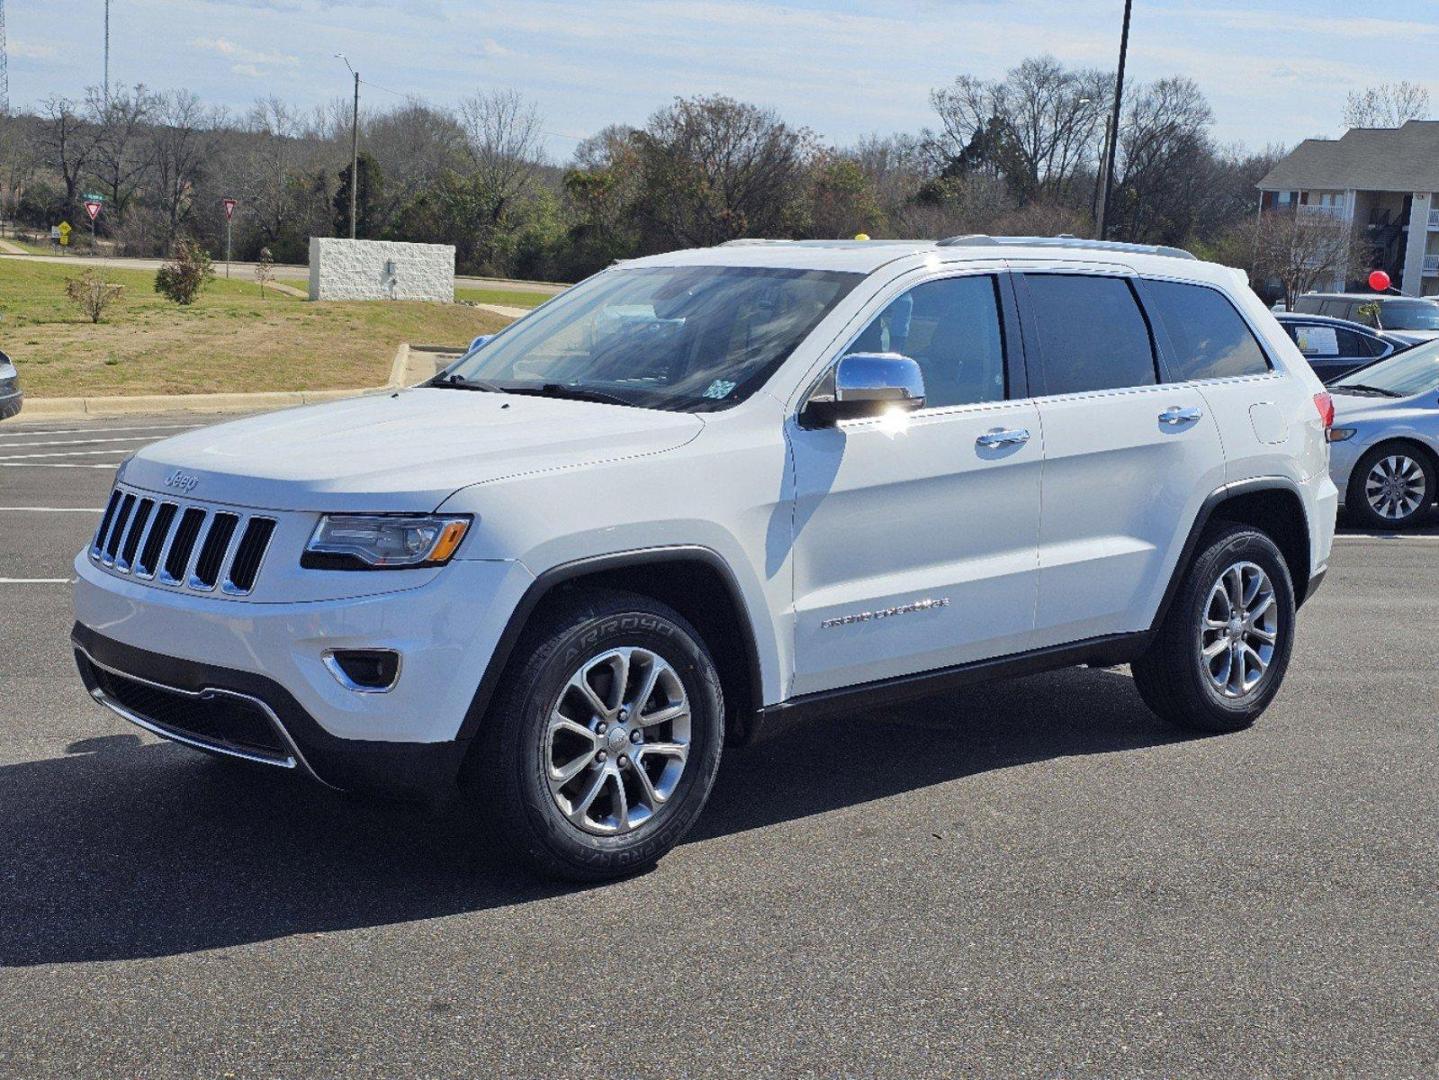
[1348,443,1435,531]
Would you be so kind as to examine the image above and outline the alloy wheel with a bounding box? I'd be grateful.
[544,647,692,835]
[1200,561,1280,699]
[1364,454,1428,522]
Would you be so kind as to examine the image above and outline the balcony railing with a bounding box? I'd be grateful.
[1428,209,1439,230]
[1423,254,1439,275]
[1297,203,1347,220]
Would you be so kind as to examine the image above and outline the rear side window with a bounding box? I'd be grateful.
[1023,274,1157,394]
[1145,280,1270,381]
[1291,296,1323,314]
[1319,300,1351,320]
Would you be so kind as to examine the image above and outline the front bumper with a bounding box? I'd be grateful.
[72,551,536,797]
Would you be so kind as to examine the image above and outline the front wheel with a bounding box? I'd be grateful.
[1133,525,1296,734]
[472,588,724,881]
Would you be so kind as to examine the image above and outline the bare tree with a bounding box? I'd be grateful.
[927,56,1109,202]
[1225,209,1373,309]
[1106,77,1214,244]
[458,89,545,226]
[86,83,158,218]
[149,90,217,243]
[37,95,100,219]
[0,112,40,222]
[1343,82,1430,129]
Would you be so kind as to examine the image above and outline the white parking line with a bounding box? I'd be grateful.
[0,423,200,439]
[1335,533,1439,542]
[0,434,167,449]
[0,506,105,512]
[0,461,119,469]
[0,577,72,584]
[0,448,142,461]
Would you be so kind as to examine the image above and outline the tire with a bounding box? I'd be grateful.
[470,587,724,881]
[1132,525,1296,734]
[1347,443,1435,531]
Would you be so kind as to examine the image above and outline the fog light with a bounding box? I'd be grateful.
[323,649,401,693]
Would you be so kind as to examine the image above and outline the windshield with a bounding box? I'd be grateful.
[1376,299,1439,331]
[1333,338,1439,397]
[441,265,862,412]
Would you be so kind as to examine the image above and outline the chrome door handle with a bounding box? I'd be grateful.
[1159,405,1203,425]
[976,428,1031,448]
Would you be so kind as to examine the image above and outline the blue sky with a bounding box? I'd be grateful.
[10,1,1439,160]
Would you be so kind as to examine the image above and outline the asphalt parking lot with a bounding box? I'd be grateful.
[1,413,1435,1078]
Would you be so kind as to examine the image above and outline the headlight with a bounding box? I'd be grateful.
[1327,427,1357,443]
[302,514,471,570]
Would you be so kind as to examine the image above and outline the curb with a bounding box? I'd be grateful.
[20,343,432,421]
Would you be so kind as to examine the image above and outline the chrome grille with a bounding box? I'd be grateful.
[90,486,277,597]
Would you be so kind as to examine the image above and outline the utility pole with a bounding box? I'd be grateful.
[336,54,359,239]
[103,0,111,107]
[0,0,9,116]
[1097,0,1133,242]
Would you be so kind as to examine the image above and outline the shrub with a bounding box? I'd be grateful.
[254,247,276,298]
[154,238,215,305]
[64,270,125,324]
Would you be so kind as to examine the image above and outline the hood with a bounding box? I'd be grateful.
[121,387,704,511]
[1388,329,1439,345]
[1330,389,1433,426]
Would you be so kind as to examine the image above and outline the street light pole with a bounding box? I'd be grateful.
[1097,0,1133,242]
[336,53,359,240]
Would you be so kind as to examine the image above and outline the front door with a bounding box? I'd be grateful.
[788,271,1044,697]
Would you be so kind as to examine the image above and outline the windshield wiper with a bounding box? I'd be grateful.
[1335,383,1402,397]
[506,382,637,408]
[431,372,508,393]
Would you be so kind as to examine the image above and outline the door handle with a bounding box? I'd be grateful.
[1158,405,1203,425]
[976,428,1031,448]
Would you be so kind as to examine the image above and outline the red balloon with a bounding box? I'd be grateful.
[1368,270,1391,292]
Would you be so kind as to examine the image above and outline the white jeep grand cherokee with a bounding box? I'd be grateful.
[73,236,1339,879]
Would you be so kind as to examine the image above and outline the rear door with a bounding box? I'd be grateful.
[1284,321,1377,381]
[1015,271,1226,647]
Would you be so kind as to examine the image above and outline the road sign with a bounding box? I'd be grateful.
[84,201,102,221]
[58,222,71,247]
[82,193,106,203]
[222,197,237,220]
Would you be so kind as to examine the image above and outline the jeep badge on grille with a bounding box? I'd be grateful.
[163,470,200,493]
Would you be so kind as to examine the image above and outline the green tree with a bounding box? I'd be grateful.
[154,237,214,305]
[334,151,384,238]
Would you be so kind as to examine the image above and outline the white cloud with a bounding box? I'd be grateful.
[10,40,57,60]
[189,35,299,68]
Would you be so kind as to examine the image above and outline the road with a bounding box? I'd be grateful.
[0,413,1435,1078]
[0,250,569,295]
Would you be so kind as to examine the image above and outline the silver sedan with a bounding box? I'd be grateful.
[1329,341,1439,529]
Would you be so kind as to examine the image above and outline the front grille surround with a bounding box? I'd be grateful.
[89,485,277,597]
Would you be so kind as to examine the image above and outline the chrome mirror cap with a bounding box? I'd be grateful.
[804,353,926,425]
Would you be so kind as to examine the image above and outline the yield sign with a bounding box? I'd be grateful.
[83,200,102,222]
[222,198,237,221]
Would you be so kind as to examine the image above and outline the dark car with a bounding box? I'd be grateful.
[1274,312,1405,382]
[0,350,21,420]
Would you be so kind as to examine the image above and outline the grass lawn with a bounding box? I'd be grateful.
[455,286,556,308]
[1,259,511,398]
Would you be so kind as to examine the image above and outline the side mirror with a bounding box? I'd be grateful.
[465,334,493,357]
[803,353,926,426]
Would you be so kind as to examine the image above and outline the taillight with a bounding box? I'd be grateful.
[1313,392,1334,431]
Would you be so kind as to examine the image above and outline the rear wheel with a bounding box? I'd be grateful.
[1133,525,1295,734]
[471,588,724,881]
[1348,443,1434,530]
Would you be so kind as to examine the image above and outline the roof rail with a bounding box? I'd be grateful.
[936,234,1198,261]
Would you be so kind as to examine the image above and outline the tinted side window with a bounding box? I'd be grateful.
[1145,280,1271,380]
[1292,296,1323,314]
[1318,300,1350,319]
[1024,274,1156,394]
[851,275,1006,408]
[1356,333,1390,358]
[1331,329,1372,357]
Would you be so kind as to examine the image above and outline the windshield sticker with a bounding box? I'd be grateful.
[702,379,737,400]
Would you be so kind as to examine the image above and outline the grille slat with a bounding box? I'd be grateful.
[191,513,239,589]
[226,518,276,594]
[135,503,177,578]
[92,490,122,556]
[104,495,136,562]
[118,499,153,571]
[92,487,277,596]
[162,508,207,584]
